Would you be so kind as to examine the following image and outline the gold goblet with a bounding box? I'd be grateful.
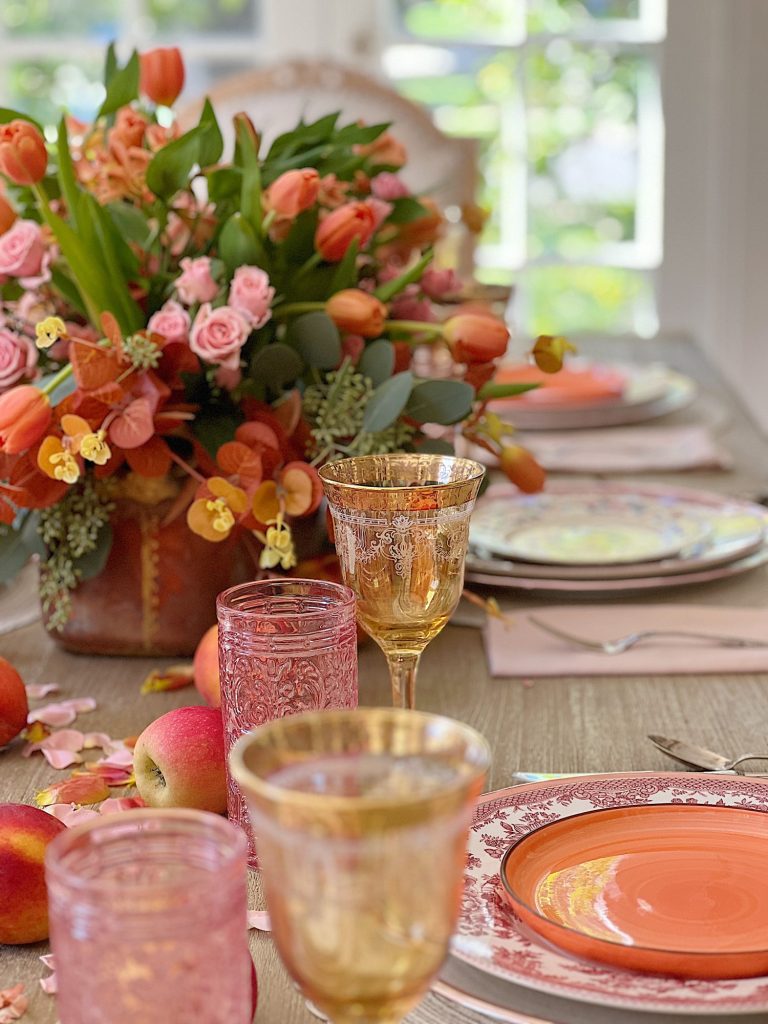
[319,454,485,710]
[229,707,490,1024]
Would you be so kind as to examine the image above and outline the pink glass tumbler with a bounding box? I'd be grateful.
[217,578,358,866]
[45,809,251,1024]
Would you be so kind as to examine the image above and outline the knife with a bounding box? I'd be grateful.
[648,733,738,771]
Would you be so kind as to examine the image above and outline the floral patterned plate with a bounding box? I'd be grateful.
[453,773,768,1014]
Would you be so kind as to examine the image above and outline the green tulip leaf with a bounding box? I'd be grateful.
[219,212,266,273]
[386,196,429,224]
[358,339,394,387]
[405,379,474,425]
[146,125,203,200]
[197,97,223,168]
[98,50,139,118]
[0,109,45,133]
[362,371,413,432]
[374,248,433,303]
[476,381,541,401]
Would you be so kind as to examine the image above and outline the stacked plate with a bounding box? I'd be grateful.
[491,361,697,431]
[466,482,768,595]
[435,773,768,1022]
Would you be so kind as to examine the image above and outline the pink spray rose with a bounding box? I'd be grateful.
[228,266,275,329]
[175,256,219,305]
[189,303,250,369]
[0,328,38,391]
[147,300,191,345]
[420,266,460,300]
[371,173,409,201]
[365,198,393,230]
[0,220,51,287]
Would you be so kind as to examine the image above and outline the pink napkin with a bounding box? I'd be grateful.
[484,604,768,677]
[518,425,731,473]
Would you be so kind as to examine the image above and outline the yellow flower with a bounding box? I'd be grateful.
[186,477,247,542]
[531,335,576,374]
[259,517,297,570]
[37,436,80,484]
[79,429,111,465]
[35,316,68,350]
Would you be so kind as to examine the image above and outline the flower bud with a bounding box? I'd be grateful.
[315,202,376,262]
[443,313,509,364]
[139,47,185,107]
[264,168,319,218]
[326,289,387,339]
[499,445,546,494]
[0,192,16,235]
[531,334,575,374]
[0,385,51,454]
[0,121,48,186]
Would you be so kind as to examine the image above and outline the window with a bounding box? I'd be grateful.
[384,0,667,336]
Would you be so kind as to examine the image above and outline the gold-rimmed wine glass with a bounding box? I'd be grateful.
[229,707,490,1024]
[319,454,485,709]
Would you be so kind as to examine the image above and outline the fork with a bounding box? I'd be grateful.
[527,615,768,655]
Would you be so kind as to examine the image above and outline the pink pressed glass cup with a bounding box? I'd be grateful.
[45,809,251,1024]
[217,578,358,867]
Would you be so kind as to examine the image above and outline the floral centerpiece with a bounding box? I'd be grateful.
[0,45,564,652]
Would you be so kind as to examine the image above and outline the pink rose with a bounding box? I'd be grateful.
[365,197,393,230]
[148,300,190,345]
[175,256,219,305]
[214,365,242,390]
[0,220,51,287]
[390,292,435,323]
[0,328,38,392]
[228,266,275,329]
[371,173,409,201]
[189,303,250,369]
[421,266,460,300]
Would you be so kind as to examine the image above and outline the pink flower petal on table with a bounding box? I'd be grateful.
[99,796,145,815]
[42,749,83,769]
[82,763,134,786]
[27,697,96,726]
[82,732,114,751]
[44,803,101,827]
[39,955,57,996]
[36,775,110,807]
[25,683,60,699]
[0,984,27,1021]
[247,910,271,932]
[97,746,134,768]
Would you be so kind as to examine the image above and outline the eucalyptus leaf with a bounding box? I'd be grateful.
[97,50,139,118]
[19,511,46,559]
[405,379,474,425]
[362,371,413,432]
[288,312,341,370]
[74,523,113,581]
[415,438,455,456]
[251,343,304,392]
[358,339,394,387]
[0,529,29,582]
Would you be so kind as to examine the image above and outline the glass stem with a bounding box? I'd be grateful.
[387,652,420,710]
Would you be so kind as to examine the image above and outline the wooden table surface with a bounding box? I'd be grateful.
[3,335,768,1023]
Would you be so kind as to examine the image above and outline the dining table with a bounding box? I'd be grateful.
[3,333,768,1024]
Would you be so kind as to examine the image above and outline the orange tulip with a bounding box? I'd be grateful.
[443,314,510,364]
[0,192,16,235]
[0,385,51,454]
[139,47,185,107]
[326,289,386,338]
[265,168,320,218]
[499,445,546,494]
[358,132,407,169]
[315,202,376,261]
[0,121,47,186]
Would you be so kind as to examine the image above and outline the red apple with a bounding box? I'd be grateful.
[0,656,28,747]
[0,803,66,943]
[193,624,220,707]
[133,706,227,813]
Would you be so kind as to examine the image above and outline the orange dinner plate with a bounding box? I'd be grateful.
[500,803,768,979]
[493,364,626,407]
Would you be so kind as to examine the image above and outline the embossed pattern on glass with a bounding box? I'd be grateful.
[230,708,490,1024]
[320,454,484,710]
[217,579,358,867]
[45,810,250,1024]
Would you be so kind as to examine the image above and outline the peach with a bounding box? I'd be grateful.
[0,656,28,747]
[0,803,66,943]
[133,706,227,813]
[193,624,220,707]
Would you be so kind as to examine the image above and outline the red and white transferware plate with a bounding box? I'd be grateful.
[454,773,768,1014]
